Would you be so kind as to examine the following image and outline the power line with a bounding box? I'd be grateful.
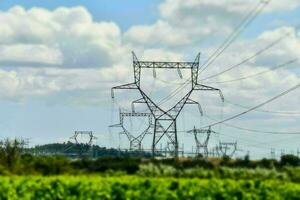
[199,0,270,74]
[165,24,299,102]
[204,114,300,135]
[183,108,300,134]
[201,82,300,128]
[199,0,268,71]
[203,58,298,84]
[199,26,300,82]
[224,99,300,115]
[157,0,270,105]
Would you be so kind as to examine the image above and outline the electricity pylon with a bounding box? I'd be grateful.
[111,52,224,157]
[69,131,97,157]
[110,109,153,151]
[217,141,237,157]
[187,126,216,157]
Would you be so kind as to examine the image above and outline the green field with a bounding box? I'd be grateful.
[1,176,300,200]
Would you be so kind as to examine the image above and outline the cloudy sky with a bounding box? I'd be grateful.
[0,0,300,158]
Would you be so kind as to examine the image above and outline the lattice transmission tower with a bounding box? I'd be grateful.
[187,126,217,157]
[111,52,224,157]
[217,141,237,157]
[69,131,97,157]
[110,109,153,151]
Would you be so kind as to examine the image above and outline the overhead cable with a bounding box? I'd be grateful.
[201,82,300,128]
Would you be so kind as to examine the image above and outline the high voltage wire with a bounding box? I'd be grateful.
[199,0,270,74]
[203,114,300,135]
[158,26,298,86]
[159,58,296,115]
[201,82,300,128]
[217,131,300,158]
[203,58,298,84]
[199,0,268,71]
[159,0,284,107]
[160,24,298,104]
[199,26,300,82]
[155,1,271,106]
[181,108,300,134]
[224,99,300,115]
[180,124,299,151]
[156,79,190,106]
[215,132,291,148]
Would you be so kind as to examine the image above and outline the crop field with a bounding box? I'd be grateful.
[1,176,300,200]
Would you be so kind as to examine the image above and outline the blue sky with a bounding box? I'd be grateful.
[1,0,161,30]
[0,0,300,159]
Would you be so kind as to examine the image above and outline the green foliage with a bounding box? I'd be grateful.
[137,164,300,182]
[0,176,300,199]
[0,139,23,173]
[280,154,300,166]
[72,157,141,174]
[32,143,153,158]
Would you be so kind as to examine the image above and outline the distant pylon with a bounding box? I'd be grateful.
[271,148,276,159]
[186,126,216,157]
[69,131,97,157]
[217,141,237,157]
[110,109,153,151]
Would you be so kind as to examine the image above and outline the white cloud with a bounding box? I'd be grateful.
[0,2,299,109]
[0,67,112,100]
[0,44,62,66]
[125,20,193,47]
[125,0,300,48]
[0,6,125,68]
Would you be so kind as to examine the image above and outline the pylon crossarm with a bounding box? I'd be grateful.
[137,61,196,69]
[120,111,153,129]
[131,98,147,112]
[121,112,151,117]
[218,142,237,157]
[111,83,138,98]
[109,123,122,128]
[194,84,224,102]
[185,98,203,116]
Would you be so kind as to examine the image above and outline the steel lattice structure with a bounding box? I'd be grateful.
[110,110,153,151]
[217,142,237,157]
[187,126,217,157]
[69,131,97,156]
[112,52,224,157]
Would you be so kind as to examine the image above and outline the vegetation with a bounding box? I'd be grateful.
[1,139,300,199]
[1,176,300,199]
[32,142,153,158]
[1,139,300,177]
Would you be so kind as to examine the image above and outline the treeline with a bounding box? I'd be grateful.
[32,142,153,158]
[1,138,300,177]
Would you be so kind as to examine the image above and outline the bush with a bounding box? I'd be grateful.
[280,155,300,167]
